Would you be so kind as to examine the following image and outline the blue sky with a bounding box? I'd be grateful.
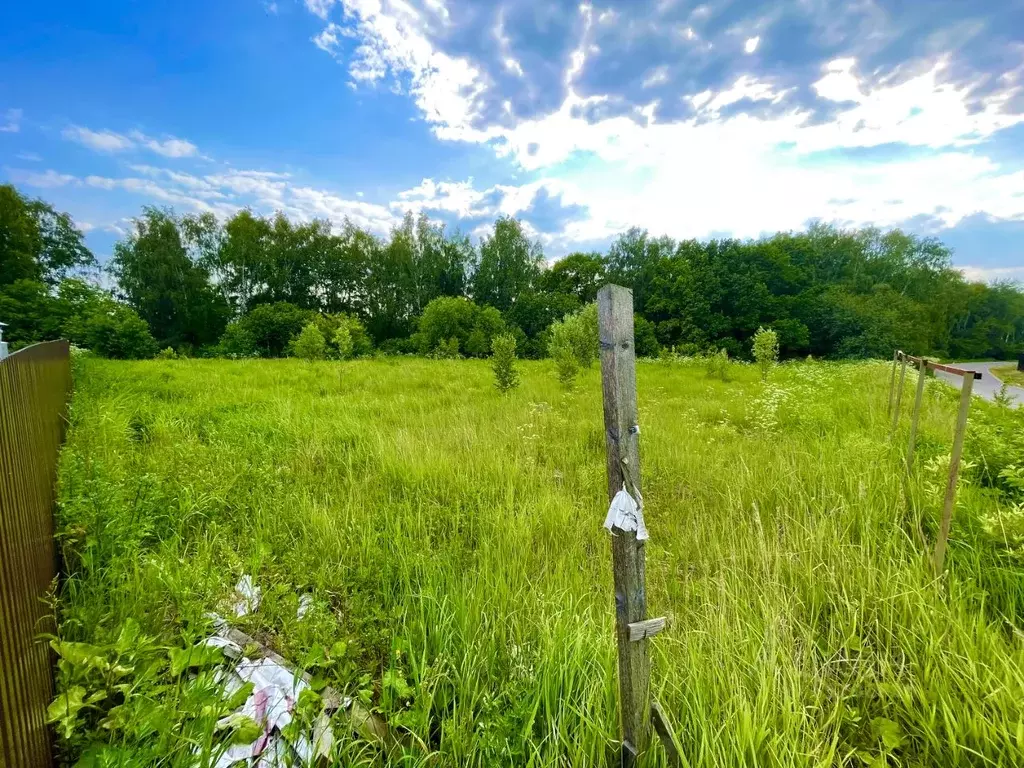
[2,0,1023,281]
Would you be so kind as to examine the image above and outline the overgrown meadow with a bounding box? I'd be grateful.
[54,355,1024,766]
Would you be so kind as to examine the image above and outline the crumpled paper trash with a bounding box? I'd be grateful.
[211,647,334,767]
[603,485,648,540]
[231,575,261,618]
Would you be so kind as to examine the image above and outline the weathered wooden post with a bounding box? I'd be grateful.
[905,357,927,473]
[887,349,899,417]
[597,284,658,766]
[933,373,974,573]
[889,353,908,438]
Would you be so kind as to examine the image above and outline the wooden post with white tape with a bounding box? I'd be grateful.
[597,284,671,766]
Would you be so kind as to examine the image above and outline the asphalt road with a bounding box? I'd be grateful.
[932,361,1024,405]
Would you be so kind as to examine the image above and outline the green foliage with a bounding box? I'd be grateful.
[217,322,257,358]
[312,312,371,359]
[417,296,505,358]
[538,252,607,303]
[56,357,1024,766]
[550,334,579,389]
[633,313,660,357]
[291,322,327,361]
[333,324,354,360]
[46,619,238,763]
[473,216,543,312]
[156,347,177,360]
[704,348,730,381]
[433,336,461,359]
[0,183,95,288]
[83,305,158,359]
[753,326,780,381]
[491,333,519,393]
[5,184,1024,361]
[547,303,599,378]
[233,302,314,357]
[111,207,229,349]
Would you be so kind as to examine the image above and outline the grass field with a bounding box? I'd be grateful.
[991,363,1024,388]
[55,355,1024,766]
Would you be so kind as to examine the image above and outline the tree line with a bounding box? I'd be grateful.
[1,182,1022,362]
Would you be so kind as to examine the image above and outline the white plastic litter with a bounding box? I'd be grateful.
[603,485,648,541]
[297,594,314,620]
[212,656,315,767]
[232,575,261,618]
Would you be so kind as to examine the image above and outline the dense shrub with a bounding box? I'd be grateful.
[291,322,327,361]
[417,297,505,358]
[83,305,158,359]
[230,302,314,357]
[491,333,519,393]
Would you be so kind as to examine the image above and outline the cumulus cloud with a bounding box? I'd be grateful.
[300,0,1024,246]
[63,124,200,158]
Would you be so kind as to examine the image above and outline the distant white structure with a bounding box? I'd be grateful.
[0,322,8,361]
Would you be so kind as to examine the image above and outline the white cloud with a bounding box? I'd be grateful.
[313,23,344,55]
[642,67,669,89]
[959,265,1024,283]
[16,151,41,162]
[305,0,337,20]
[22,158,398,235]
[63,125,135,152]
[8,169,79,188]
[298,2,1024,248]
[0,108,22,133]
[63,124,200,158]
[128,130,199,158]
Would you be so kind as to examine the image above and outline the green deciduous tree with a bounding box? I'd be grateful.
[291,322,327,361]
[111,208,229,350]
[473,216,543,312]
[416,296,506,358]
[491,333,520,393]
[752,326,779,381]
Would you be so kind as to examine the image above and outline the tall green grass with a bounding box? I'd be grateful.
[55,356,1024,765]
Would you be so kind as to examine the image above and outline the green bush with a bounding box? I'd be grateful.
[313,312,372,358]
[234,302,315,357]
[704,348,730,381]
[84,305,158,359]
[752,326,780,381]
[156,346,177,360]
[491,333,519,393]
[333,324,354,360]
[291,322,327,361]
[417,297,505,358]
[547,303,598,372]
[217,323,257,357]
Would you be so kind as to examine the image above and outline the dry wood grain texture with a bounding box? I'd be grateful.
[597,285,650,766]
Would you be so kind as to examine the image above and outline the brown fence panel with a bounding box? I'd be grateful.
[0,341,72,768]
